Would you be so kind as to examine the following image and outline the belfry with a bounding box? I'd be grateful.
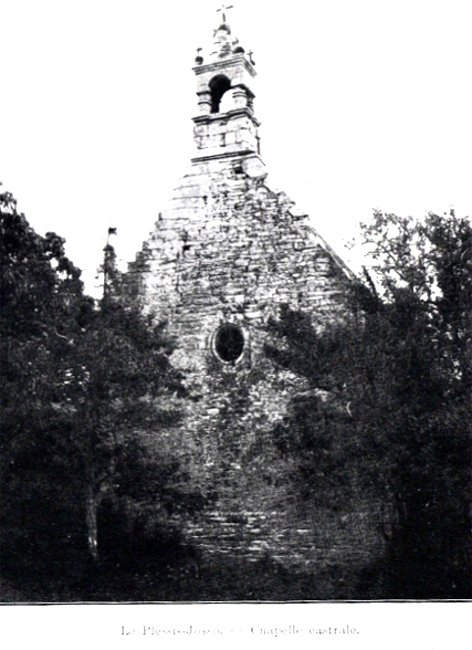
[122,8,378,569]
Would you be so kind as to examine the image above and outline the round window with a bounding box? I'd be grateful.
[213,324,245,363]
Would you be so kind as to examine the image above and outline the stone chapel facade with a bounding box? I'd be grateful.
[122,12,383,571]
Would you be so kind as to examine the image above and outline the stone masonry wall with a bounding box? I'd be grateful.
[121,153,385,573]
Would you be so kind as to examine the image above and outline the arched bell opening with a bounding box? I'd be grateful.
[209,74,232,114]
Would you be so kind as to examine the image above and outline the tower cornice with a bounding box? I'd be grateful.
[190,150,264,164]
[192,108,260,128]
[193,55,256,79]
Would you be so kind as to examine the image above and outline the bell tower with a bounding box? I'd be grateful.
[192,7,261,160]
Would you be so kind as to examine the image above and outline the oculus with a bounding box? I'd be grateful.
[213,323,245,363]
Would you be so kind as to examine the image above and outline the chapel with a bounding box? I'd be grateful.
[121,7,381,570]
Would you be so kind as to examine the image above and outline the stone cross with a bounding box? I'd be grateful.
[217,3,233,23]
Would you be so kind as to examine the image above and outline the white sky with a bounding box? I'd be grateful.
[2,0,471,295]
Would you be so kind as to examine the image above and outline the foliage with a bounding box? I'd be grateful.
[266,211,472,598]
[1,191,90,440]
[1,193,198,589]
[1,191,89,578]
[358,210,472,395]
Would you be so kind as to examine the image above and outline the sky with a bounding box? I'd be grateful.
[2,0,471,295]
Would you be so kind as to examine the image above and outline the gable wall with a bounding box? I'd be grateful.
[121,155,384,573]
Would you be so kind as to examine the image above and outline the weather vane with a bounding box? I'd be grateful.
[217,3,233,23]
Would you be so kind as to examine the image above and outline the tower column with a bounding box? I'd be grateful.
[197,91,212,115]
[231,85,248,109]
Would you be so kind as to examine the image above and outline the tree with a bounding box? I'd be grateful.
[265,211,472,598]
[1,190,92,577]
[355,211,471,596]
[65,285,187,563]
[1,196,196,592]
[358,210,472,398]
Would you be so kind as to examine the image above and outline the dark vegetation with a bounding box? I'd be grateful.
[0,191,203,600]
[1,192,470,600]
[266,211,471,599]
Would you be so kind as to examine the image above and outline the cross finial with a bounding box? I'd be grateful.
[217,3,233,23]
